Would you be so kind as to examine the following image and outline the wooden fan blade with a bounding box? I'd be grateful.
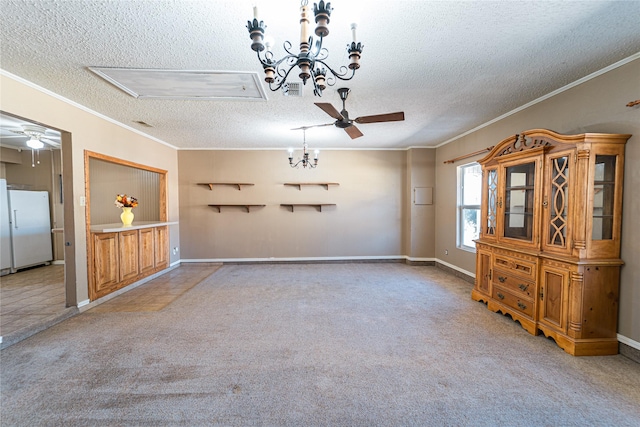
[354,112,405,124]
[344,125,364,139]
[315,103,344,120]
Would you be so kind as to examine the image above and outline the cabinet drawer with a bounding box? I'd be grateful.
[492,285,534,318]
[493,251,537,280]
[492,268,535,299]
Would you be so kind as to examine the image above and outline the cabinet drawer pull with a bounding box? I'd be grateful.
[498,276,506,283]
[518,283,529,291]
[517,302,527,310]
[497,292,505,300]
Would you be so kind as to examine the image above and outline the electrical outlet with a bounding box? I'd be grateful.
[445,250,448,255]
[172,247,179,255]
[79,196,86,206]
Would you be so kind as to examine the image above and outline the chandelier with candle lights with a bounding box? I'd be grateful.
[246,0,363,97]
[288,128,319,168]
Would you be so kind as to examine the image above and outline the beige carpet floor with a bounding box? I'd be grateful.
[1,263,639,426]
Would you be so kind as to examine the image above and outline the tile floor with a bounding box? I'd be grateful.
[88,264,221,313]
[0,263,222,348]
[0,264,71,346]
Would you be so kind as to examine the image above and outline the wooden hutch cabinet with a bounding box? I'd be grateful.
[472,129,630,356]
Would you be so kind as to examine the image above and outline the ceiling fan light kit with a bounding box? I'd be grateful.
[246,0,363,97]
[18,124,48,167]
[26,137,44,150]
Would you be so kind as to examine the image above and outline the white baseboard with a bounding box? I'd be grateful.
[181,255,407,263]
[52,260,65,265]
[435,258,475,278]
[618,334,640,351]
[406,257,436,263]
[77,299,90,308]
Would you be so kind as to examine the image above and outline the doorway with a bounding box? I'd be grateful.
[0,111,76,347]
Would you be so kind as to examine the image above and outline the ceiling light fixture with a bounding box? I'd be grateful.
[247,0,363,97]
[21,125,46,167]
[288,128,319,168]
[26,136,44,150]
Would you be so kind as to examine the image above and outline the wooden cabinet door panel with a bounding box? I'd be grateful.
[155,226,168,269]
[93,233,119,293]
[119,229,139,282]
[476,249,492,295]
[542,151,574,256]
[139,228,155,274]
[496,152,544,250]
[579,266,620,339]
[539,264,569,332]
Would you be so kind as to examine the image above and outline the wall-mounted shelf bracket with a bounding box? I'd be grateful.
[208,204,265,213]
[198,183,255,191]
[280,203,336,212]
[284,182,340,190]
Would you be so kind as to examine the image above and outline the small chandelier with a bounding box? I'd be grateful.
[289,128,319,168]
[247,0,363,97]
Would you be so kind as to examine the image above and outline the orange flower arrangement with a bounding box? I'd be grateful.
[114,194,138,208]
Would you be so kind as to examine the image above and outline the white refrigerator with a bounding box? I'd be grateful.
[0,182,53,273]
[0,179,12,274]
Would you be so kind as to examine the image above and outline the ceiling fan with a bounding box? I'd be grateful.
[293,88,405,139]
[1,124,61,149]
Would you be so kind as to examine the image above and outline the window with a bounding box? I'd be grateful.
[458,162,482,251]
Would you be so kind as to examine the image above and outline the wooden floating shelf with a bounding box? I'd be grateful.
[208,204,265,213]
[280,203,336,212]
[198,183,255,191]
[284,182,340,190]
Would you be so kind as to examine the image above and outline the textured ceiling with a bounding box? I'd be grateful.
[0,0,639,150]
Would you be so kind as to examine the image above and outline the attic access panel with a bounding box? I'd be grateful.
[88,67,267,101]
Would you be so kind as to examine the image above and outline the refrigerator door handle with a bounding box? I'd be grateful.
[13,210,18,229]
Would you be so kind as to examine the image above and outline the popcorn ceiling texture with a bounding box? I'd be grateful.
[0,1,639,149]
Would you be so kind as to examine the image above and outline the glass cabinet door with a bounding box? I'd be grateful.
[484,168,498,237]
[546,155,570,249]
[503,162,536,241]
[592,155,616,240]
